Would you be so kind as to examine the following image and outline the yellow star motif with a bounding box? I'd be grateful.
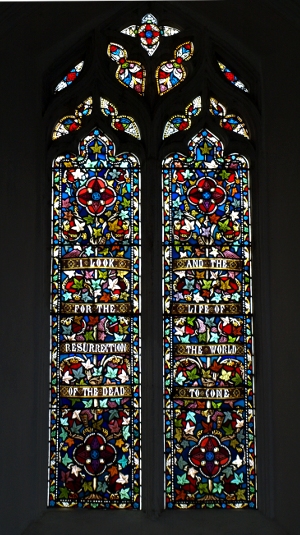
[93,228,102,238]
[200,142,211,155]
[219,369,231,381]
[115,438,124,448]
[108,219,121,233]
[220,279,232,291]
[91,141,103,154]
[117,270,128,278]
[236,489,246,500]
[196,270,205,279]
[73,315,83,324]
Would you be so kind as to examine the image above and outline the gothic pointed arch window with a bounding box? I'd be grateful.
[48,5,257,512]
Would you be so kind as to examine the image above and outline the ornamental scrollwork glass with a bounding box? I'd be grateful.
[107,43,146,96]
[100,98,141,139]
[121,13,180,56]
[52,97,92,140]
[209,97,249,139]
[54,61,84,93]
[217,61,248,92]
[156,42,194,95]
[163,96,201,138]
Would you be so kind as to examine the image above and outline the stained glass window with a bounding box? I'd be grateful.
[163,97,201,138]
[100,98,141,139]
[163,129,256,508]
[54,61,84,93]
[156,42,194,95]
[49,10,257,513]
[107,43,146,95]
[49,128,141,509]
[52,97,93,140]
[121,13,179,56]
[217,61,248,92]
[209,97,249,139]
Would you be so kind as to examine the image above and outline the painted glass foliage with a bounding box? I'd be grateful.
[218,61,248,93]
[121,13,179,56]
[107,43,146,96]
[163,129,256,509]
[156,42,194,95]
[100,98,141,139]
[209,97,249,139]
[49,128,141,509]
[52,97,93,140]
[54,61,84,93]
[163,96,201,138]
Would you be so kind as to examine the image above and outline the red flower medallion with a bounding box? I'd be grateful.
[73,432,116,477]
[77,177,116,216]
[188,435,230,478]
[188,177,226,214]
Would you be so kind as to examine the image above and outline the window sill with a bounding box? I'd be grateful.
[23,508,287,535]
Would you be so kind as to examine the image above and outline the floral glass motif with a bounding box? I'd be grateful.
[49,128,141,509]
[100,98,141,139]
[209,97,249,139]
[163,129,256,509]
[121,13,180,56]
[218,61,248,93]
[52,97,92,140]
[54,61,84,93]
[163,96,201,138]
[156,42,193,95]
[107,43,146,96]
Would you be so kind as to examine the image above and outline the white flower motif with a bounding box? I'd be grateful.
[174,270,185,278]
[230,210,239,221]
[73,219,86,232]
[193,292,204,303]
[118,369,129,384]
[188,467,198,478]
[182,218,195,232]
[116,472,129,484]
[210,248,220,258]
[232,455,243,468]
[62,371,73,384]
[82,358,94,370]
[108,278,121,292]
[71,465,81,476]
[235,419,244,430]
[185,422,195,435]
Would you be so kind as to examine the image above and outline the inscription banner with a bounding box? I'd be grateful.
[60,341,130,354]
[172,303,242,315]
[62,257,131,270]
[61,385,132,398]
[173,257,243,271]
[61,302,131,314]
[174,343,244,356]
[173,386,244,400]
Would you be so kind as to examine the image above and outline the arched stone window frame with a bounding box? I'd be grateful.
[1,2,292,534]
[44,3,269,517]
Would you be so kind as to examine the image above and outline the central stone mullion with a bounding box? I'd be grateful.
[141,157,164,515]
